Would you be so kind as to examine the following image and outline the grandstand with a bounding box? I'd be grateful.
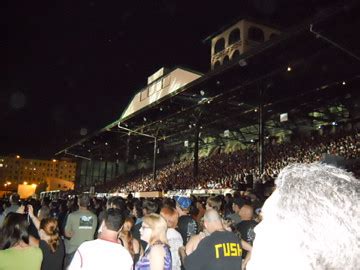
[56,3,360,193]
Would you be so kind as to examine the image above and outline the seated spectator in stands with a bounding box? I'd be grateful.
[0,193,20,226]
[135,213,172,270]
[183,209,243,270]
[64,195,97,269]
[69,208,133,270]
[119,216,143,266]
[160,206,183,270]
[175,196,198,245]
[247,163,360,270]
[26,204,65,270]
[0,212,43,269]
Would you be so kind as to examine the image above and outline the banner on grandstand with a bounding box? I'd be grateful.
[166,188,234,197]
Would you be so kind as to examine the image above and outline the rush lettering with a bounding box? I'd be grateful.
[214,243,242,259]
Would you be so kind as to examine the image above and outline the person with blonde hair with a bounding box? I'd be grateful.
[206,196,223,214]
[135,213,172,270]
[160,206,183,270]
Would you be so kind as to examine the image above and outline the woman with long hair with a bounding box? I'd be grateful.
[28,205,65,270]
[160,206,183,270]
[0,212,43,269]
[135,213,171,270]
[119,216,143,266]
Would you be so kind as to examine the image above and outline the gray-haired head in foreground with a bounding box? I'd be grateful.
[248,163,360,270]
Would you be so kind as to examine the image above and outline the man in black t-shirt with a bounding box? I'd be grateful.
[175,196,198,245]
[184,209,242,270]
[235,204,257,258]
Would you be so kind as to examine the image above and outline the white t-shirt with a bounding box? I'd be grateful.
[68,239,133,270]
[167,228,184,270]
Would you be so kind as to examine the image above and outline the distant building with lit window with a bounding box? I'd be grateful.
[210,18,281,70]
[0,155,76,191]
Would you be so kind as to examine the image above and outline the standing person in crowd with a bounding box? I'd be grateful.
[38,197,51,220]
[0,193,20,226]
[69,208,133,270]
[236,204,257,259]
[247,163,360,270]
[206,196,223,214]
[27,205,65,270]
[229,197,245,225]
[0,212,43,269]
[132,200,144,226]
[184,216,209,256]
[135,213,172,270]
[133,199,159,250]
[182,209,243,270]
[64,194,97,268]
[119,216,143,266]
[194,200,206,223]
[160,206,183,270]
[175,196,198,245]
[223,193,234,217]
[97,196,126,236]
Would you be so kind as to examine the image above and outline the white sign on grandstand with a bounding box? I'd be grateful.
[121,67,202,120]
[280,112,288,122]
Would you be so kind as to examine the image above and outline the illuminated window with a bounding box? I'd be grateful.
[214,38,225,53]
[248,27,264,42]
[229,28,240,45]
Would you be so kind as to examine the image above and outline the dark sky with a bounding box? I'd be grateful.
[2,0,334,159]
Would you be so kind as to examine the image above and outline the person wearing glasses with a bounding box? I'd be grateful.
[135,213,172,270]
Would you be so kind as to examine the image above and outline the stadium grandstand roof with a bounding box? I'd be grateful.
[56,2,360,162]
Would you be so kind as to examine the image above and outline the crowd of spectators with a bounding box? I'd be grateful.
[0,188,262,269]
[1,162,359,269]
[1,159,359,269]
[102,129,359,193]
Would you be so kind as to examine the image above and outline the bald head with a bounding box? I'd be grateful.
[240,205,254,220]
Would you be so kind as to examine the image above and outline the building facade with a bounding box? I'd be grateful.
[0,155,76,190]
[211,19,281,69]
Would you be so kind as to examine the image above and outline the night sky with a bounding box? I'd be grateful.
[3,0,334,159]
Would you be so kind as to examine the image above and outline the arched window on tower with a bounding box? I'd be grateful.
[229,28,241,45]
[231,50,240,61]
[214,38,225,54]
[213,61,221,68]
[223,55,230,65]
[248,27,264,42]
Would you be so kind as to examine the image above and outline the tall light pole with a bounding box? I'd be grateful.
[117,124,158,181]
